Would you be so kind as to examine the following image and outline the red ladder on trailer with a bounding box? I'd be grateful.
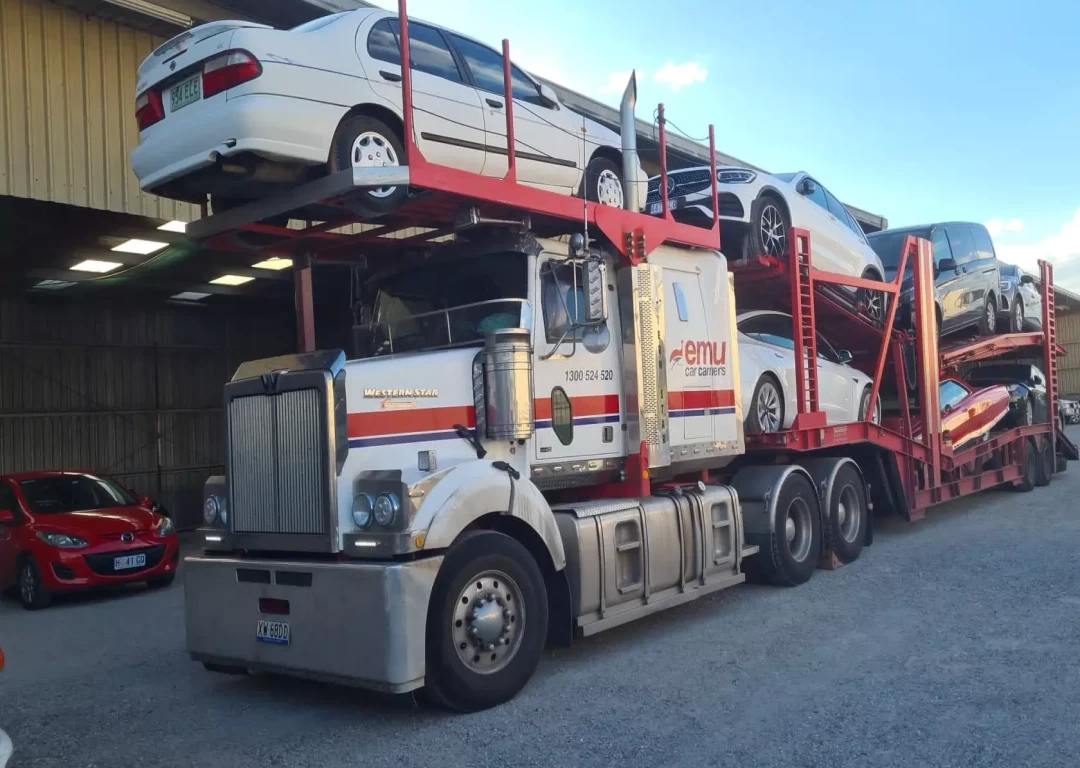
[789,229,824,428]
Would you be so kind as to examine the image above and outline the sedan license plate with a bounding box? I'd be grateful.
[256,620,291,646]
[648,202,662,215]
[114,553,146,570]
[169,75,201,112]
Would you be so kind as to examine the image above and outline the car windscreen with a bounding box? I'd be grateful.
[966,365,1034,385]
[999,263,1018,279]
[773,173,798,182]
[866,230,926,276]
[18,475,135,514]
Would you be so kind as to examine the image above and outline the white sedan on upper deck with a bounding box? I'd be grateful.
[647,168,887,322]
[131,9,645,214]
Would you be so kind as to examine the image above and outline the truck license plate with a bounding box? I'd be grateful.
[170,75,201,112]
[256,620,290,646]
[114,553,146,570]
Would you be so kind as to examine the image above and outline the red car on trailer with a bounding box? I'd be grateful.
[0,471,179,610]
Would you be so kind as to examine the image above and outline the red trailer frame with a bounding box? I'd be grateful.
[184,0,1070,526]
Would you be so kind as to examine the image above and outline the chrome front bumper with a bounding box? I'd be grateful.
[184,554,442,693]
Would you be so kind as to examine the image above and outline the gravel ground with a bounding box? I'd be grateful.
[3,427,1080,768]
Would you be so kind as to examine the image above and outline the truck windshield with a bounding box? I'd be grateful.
[355,251,528,358]
[18,475,134,514]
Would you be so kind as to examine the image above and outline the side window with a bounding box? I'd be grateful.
[801,177,829,211]
[931,228,953,265]
[940,380,969,410]
[944,226,977,265]
[816,333,839,362]
[551,387,573,445]
[824,189,849,223]
[755,315,795,351]
[367,19,463,83]
[672,282,689,322]
[450,34,542,103]
[0,482,17,513]
[846,210,868,242]
[971,226,996,263]
[540,261,610,351]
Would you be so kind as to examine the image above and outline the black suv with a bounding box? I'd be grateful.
[866,222,1002,337]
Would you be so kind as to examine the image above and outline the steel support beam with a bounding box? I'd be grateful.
[294,255,316,352]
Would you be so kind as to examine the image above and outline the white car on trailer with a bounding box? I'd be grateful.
[131,9,645,214]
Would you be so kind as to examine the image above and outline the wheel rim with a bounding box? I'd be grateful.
[759,204,787,259]
[452,569,525,675]
[837,484,861,544]
[350,131,400,199]
[20,563,35,605]
[784,497,813,562]
[861,288,884,322]
[986,301,996,333]
[1016,302,1023,330]
[756,381,782,433]
[596,169,623,208]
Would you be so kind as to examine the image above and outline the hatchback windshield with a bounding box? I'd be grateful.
[867,230,928,277]
[18,475,134,514]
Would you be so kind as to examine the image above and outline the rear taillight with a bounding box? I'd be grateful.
[135,89,164,130]
[202,50,262,98]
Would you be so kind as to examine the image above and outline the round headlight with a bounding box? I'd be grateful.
[203,495,219,524]
[218,497,228,525]
[352,493,374,528]
[373,493,400,527]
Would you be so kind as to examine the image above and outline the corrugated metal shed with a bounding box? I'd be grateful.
[1057,310,1080,397]
[0,0,196,221]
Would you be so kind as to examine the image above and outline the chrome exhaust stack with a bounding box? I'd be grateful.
[620,71,638,211]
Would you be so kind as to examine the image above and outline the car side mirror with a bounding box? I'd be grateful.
[583,260,609,324]
[0,509,14,525]
[796,178,816,196]
[835,349,853,365]
[538,83,559,109]
[938,257,957,272]
[1020,274,1034,285]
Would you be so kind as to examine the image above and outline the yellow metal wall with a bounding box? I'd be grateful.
[0,0,196,222]
[1058,310,1080,396]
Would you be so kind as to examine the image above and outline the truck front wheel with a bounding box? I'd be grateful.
[424,531,548,712]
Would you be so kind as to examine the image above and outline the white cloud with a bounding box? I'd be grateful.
[652,61,708,93]
[994,207,1080,292]
[985,217,1024,238]
[598,70,638,95]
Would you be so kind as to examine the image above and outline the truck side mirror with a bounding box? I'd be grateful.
[583,260,609,324]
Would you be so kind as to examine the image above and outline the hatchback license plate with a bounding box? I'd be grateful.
[170,75,201,112]
[114,553,146,570]
[257,620,290,646]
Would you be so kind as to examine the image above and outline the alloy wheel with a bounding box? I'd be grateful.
[756,381,782,433]
[759,204,787,259]
[986,301,996,333]
[19,563,35,606]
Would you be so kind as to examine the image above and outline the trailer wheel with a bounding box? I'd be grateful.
[1035,436,1053,487]
[825,464,867,564]
[746,374,784,435]
[424,531,548,712]
[329,115,407,212]
[1015,438,1038,492]
[758,472,821,586]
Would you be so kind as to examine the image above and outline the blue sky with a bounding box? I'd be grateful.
[373,0,1080,290]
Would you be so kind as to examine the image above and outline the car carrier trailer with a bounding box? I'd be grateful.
[177,0,1071,711]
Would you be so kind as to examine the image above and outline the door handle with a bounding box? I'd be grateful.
[379,70,402,82]
[486,98,504,109]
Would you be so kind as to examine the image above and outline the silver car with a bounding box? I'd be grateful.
[998,263,1043,332]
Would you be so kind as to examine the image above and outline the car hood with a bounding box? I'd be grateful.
[34,507,157,538]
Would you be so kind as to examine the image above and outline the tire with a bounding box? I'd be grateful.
[423,531,548,712]
[1020,396,1034,427]
[1035,436,1053,487]
[757,472,821,586]
[743,194,790,261]
[328,115,407,213]
[1011,298,1024,333]
[858,269,886,325]
[18,557,52,611]
[825,464,867,564]
[746,374,785,435]
[978,293,998,336]
[1015,438,1038,492]
[148,572,176,589]
[582,155,624,208]
[858,386,881,425]
[209,195,290,228]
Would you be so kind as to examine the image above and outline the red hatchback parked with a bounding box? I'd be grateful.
[0,471,179,610]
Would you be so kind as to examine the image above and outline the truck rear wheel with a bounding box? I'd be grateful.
[758,472,821,586]
[424,531,548,712]
[825,464,867,564]
[1035,436,1053,487]
[1015,438,1038,492]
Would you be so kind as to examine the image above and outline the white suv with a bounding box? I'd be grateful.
[647,167,887,320]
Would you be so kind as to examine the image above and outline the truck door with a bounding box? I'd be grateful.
[664,272,714,442]
[533,256,625,465]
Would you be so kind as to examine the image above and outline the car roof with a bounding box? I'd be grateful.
[736,309,789,322]
[868,221,986,237]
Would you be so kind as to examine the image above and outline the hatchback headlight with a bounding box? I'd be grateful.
[373,493,400,527]
[37,531,88,549]
[157,517,175,537]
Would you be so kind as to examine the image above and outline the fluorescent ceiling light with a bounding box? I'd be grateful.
[112,238,168,255]
[158,220,188,233]
[171,291,211,301]
[71,259,123,273]
[34,279,75,290]
[209,274,254,286]
[252,257,293,271]
[104,0,192,28]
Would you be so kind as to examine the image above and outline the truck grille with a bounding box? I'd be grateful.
[228,389,329,535]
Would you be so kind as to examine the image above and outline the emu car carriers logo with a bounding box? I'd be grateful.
[669,340,727,378]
